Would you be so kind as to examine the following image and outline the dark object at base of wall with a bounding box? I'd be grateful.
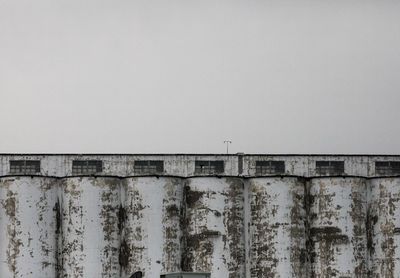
[130,271,143,278]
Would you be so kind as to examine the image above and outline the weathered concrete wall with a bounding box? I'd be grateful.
[183,177,245,278]
[0,155,240,177]
[246,177,307,278]
[121,177,184,277]
[59,177,121,277]
[308,177,368,277]
[0,177,58,278]
[1,154,400,177]
[2,155,400,278]
[368,178,400,277]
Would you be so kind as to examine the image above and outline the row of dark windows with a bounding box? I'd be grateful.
[8,160,224,175]
[255,161,347,175]
[255,160,400,175]
[6,160,400,175]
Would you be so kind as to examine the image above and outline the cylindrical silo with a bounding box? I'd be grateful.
[246,177,307,278]
[182,177,245,278]
[368,177,400,277]
[308,177,367,277]
[0,177,58,278]
[59,177,121,277]
[121,177,184,277]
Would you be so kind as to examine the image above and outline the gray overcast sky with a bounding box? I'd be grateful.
[1,0,400,154]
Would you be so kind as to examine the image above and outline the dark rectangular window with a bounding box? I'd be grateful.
[256,161,285,175]
[134,160,164,174]
[195,160,224,174]
[72,160,103,175]
[316,161,345,175]
[376,161,400,175]
[9,160,40,174]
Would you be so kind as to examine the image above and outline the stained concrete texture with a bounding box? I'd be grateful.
[1,175,400,277]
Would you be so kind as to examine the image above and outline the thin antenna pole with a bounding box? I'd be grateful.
[224,140,232,154]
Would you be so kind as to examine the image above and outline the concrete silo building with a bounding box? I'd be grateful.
[1,153,400,277]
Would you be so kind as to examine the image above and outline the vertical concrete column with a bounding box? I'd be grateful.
[308,177,367,277]
[183,177,245,278]
[246,177,307,277]
[0,177,58,278]
[368,178,400,277]
[59,177,121,277]
[121,177,184,277]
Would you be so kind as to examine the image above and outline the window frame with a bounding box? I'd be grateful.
[315,160,345,175]
[255,160,285,175]
[194,160,224,174]
[375,161,400,175]
[9,160,41,174]
[72,160,103,175]
[134,160,164,174]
